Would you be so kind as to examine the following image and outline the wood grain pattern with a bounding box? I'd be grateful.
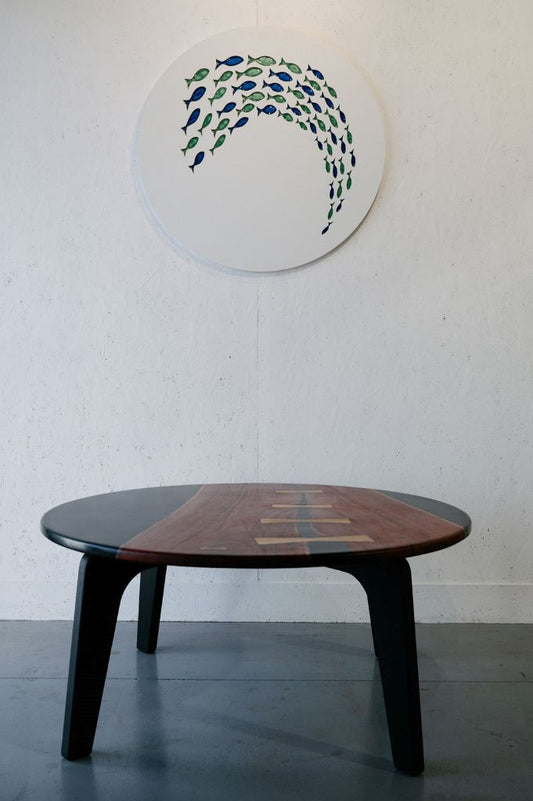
[115,483,469,567]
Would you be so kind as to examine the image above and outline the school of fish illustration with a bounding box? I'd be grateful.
[180,55,356,235]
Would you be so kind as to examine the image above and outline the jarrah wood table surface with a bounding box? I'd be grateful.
[41,483,471,775]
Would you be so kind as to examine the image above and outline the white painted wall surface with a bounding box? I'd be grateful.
[1,0,532,622]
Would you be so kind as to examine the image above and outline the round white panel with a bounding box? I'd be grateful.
[134,27,385,272]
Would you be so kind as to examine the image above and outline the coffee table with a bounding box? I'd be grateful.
[41,483,470,774]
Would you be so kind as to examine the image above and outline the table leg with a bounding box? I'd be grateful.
[62,554,144,760]
[137,566,167,653]
[332,558,424,775]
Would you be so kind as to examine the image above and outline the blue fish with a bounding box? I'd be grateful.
[329,128,337,145]
[321,93,334,109]
[188,150,205,172]
[336,198,345,213]
[321,222,332,235]
[216,55,244,68]
[315,137,324,151]
[340,136,346,154]
[329,180,334,199]
[309,100,322,114]
[337,105,347,124]
[350,149,356,167]
[307,118,317,135]
[331,159,338,179]
[232,80,256,94]
[229,116,249,133]
[288,105,302,116]
[269,69,292,82]
[257,104,276,115]
[218,101,237,117]
[297,81,314,96]
[184,86,206,108]
[181,107,200,134]
[308,64,324,80]
[262,80,284,92]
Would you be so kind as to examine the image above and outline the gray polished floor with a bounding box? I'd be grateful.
[1,622,531,800]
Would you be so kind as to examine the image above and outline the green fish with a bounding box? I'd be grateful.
[308,79,321,91]
[324,157,331,173]
[268,94,286,104]
[279,111,293,123]
[280,58,302,74]
[345,127,353,145]
[298,121,308,130]
[326,142,333,157]
[299,103,311,115]
[212,117,230,135]
[248,55,276,66]
[347,171,352,190]
[242,91,265,102]
[340,160,345,175]
[336,180,343,198]
[328,204,334,220]
[328,113,338,128]
[236,67,263,78]
[288,88,305,100]
[315,115,326,132]
[237,102,255,115]
[198,112,212,135]
[181,136,199,154]
[185,67,209,87]
[214,70,233,86]
[209,87,227,104]
[210,134,226,154]
[325,83,338,98]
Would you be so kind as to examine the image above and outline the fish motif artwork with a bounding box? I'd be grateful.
[212,117,230,134]
[218,101,237,117]
[184,86,206,108]
[279,58,302,74]
[210,134,226,154]
[257,104,277,115]
[232,80,257,94]
[209,87,227,104]
[242,91,265,102]
[181,136,199,154]
[235,67,263,78]
[229,116,249,133]
[188,150,205,171]
[216,55,244,67]
[198,112,212,134]
[214,70,233,86]
[181,107,201,134]
[185,67,209,87]
[135,26,384,271]
[262,80,284,92]
[307,64,324,80]
[248,55,276,66]
[268,69,293,82]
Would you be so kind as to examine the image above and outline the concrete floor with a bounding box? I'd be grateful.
[1,622,531,801]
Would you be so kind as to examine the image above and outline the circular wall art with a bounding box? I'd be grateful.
[134,27,385,272]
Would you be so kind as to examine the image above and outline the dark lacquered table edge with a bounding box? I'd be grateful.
[40,484,472,776]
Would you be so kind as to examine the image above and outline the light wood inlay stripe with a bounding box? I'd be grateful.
[271,504,332,509]
[260,517,351,524]
[256,535,373,545]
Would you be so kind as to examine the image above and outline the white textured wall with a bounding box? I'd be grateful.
[1,0,532,622]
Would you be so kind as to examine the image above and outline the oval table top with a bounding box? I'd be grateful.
[41,483,471,568]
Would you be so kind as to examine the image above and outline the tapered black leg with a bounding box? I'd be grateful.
[62,555,144,760]
[137,566,167,653]
[332,558,424,775]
